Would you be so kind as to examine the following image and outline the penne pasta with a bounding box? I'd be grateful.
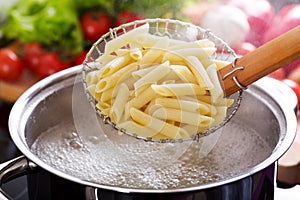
[118,120,157,137]
[155,97,212,115]
[96,62,138,93]
[104,23,150,53]
[110,83,130,122]
[132,65,158,79]
[134,61,170,90]
[185,56,214,89]
[130,107,189,139]
[168,39,215,50]
[98,54,132,78]
[151,83,206,97]
[127,86,156,109]
[213,59,231,70]
[164,47,216,62]
[130,48,143,60]
[206,63,224,103]
[85,27,234,140]
[138,36,170,65]
[152,107,214,127]
[170,65,197,84]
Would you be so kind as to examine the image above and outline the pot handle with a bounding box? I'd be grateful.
[85,187,98,200]
[0,156,37,200]
[257,77,298,113]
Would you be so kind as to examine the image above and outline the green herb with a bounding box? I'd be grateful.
[1,0,83,55]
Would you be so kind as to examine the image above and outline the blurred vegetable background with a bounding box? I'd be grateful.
[0,0,191,81]
[1,0,300,104]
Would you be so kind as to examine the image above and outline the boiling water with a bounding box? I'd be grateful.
[31,119,273,189]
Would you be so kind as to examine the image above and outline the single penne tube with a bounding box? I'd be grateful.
[129,107,189,139]
[86,84,102,101]
[95,62,138,93]
[85,70,100,85]
[96,102,111,116]
[213,59,231,70]
[206,63,224,102]
[185,56,214,90]
[110,83,130,123]
[168,39,215,50]
[159,69,180,83]
[138,36,170,65]
[210,106,227,127]
[134,84,149,96]
[97,53,117,65]
[161,51,184,63]
[162,48,216,65]
[132,65,158,79]
[102,83,129,103]
[174,96,217,116]
[165,47,216,60]
[170,65,197,84]
[152,107,214,127]
[98,53,132,78]
[151,83,206,97]
[133,33,163,48]
[134,61,170,90]
[147,104,163,115]
[118,120,157,137]
[155,97,211,115]
[127,86,156,109]
[130,47,143,60]
[191,95,211,104]
[100,87,114,102]
[104,23,150,53]
[122,75,136,90]
[144,99,156,114]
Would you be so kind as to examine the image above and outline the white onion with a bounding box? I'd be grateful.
[200,5,250,47]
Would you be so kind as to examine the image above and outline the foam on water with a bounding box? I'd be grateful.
[30,119,273,189]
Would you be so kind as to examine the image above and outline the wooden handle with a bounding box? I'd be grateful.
[219,25,300,96]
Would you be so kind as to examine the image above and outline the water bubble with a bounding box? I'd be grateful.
[31,119,273,189]
[63,131,78,139]
[69,140,83,149]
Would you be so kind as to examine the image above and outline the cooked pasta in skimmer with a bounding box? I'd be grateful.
[84,22,234,140]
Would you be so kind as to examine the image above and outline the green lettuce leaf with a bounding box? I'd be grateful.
[1,0,83,54]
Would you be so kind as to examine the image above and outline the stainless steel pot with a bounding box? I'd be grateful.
[0,65,297,200]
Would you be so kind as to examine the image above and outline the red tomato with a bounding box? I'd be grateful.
[36,52,70,79]
[282,79,300,106]
[115,10,144,26]
[73,50,88,66]
[80,11,112,41]
[0,48,24,81]
[22,42,44,73]
[288,64,300,85]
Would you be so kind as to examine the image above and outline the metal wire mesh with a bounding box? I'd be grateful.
[82,18,243,143]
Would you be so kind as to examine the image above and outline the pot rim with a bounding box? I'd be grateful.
[8,66,297,193]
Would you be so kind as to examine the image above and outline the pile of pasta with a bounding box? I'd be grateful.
[85,23,233,140]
